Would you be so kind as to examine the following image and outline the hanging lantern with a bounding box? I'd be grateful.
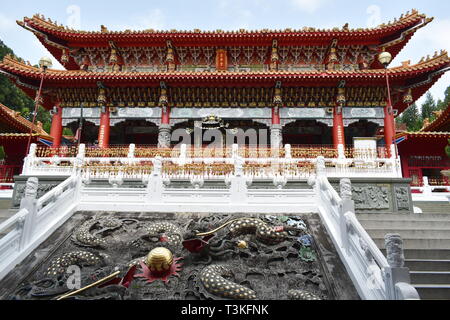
[159,88,168,107]
[403,89,413,104]
[97,88,107,106]
[336,87,346,105]
[273,87,283,106]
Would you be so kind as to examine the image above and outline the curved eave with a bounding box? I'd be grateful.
[396,132,450,140]
[1,52,448,112]
[0,103,49,136]
[19,10,432,70]
[421,104,450,132]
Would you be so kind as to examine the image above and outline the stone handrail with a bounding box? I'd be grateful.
[0,175,80,280]
[311,156,420,300]
[22,143,402,179]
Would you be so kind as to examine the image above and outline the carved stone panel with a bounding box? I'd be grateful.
[281,108,329,119]
[352,186,390,210]
[343,108,384,119]
[170,107,272,119]
[394,186,411,211]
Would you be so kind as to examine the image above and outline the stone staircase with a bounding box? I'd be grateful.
[358,212,450,300]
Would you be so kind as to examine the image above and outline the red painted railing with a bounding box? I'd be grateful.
[0,165,21,183]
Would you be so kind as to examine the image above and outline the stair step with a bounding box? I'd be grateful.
[361,221,450,229]
[414,285,450,300]
[386,250,450,260]
[358,214,450,221]
[375,239,450,250]
[410,272,450,285]
[405,260,450,272]
[366,229,450,239]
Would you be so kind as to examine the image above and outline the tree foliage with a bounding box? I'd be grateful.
[398,103,422,132]
[0,40,51,133]
[421,92,438,121]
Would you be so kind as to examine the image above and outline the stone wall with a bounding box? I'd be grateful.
[329,178,413,215]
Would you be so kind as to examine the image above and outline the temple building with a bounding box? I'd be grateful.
[0,9,448,155]
[397,103,450,187]
[0,103,52,182]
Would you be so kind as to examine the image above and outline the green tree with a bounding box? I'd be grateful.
[0,39,51,133]
[421,92,438,121]
[437,85,450,110]
[399,103,422,132]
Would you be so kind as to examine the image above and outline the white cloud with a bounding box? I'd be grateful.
[0,12,14,30]
[290,0,327,14]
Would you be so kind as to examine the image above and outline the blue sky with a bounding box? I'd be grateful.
[0,0,449,107]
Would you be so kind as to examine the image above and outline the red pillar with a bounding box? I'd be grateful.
[50,105,63,148]
[161,105,171,125]
[333,105,345,148]
[384,102,395,155]
[98,107,110,149]
[272,107,280,125]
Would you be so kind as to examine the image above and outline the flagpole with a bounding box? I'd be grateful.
[77,103,84,147]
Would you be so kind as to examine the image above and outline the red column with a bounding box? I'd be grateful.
[98,107,110,149]
[384,102,395,155]
[272,107,280,125]
[161,105,171,125]
[333,105,345,148]
[50,105,63,149]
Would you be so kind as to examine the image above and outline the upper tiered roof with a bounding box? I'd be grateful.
[17,9,432,70]
[421,103,450,132]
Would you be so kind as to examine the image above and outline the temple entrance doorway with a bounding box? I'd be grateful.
[110,120,159,145]
[283,120,332,146]
[345,120,379,144]
[172,119,270,147]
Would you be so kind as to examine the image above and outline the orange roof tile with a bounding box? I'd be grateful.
[421,104,450,132]
[0,103,52,140]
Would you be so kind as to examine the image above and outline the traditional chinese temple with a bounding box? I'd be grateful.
[0,103,52,182]
[0,10,448,154]
[397,103,450,186]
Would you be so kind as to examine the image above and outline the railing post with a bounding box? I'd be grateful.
[19,177,39,250]
[337,144,346,159]
[128,144,135,158]
[178,144,187,166]
[284,144,292,159]
[145,156,164,203]
[22,143,37,175]
[384,234,420,300]
[422,176,433,196]
[230,155,248,204]
[339,178,354,251]
[74,143,85,174]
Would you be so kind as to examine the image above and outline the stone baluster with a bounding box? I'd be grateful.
[284,144,292,159]
[19,177,39,249]
[422,176,433,196]
[339,178,354,252]
[22,144,37,175]
[384,234,419,300]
